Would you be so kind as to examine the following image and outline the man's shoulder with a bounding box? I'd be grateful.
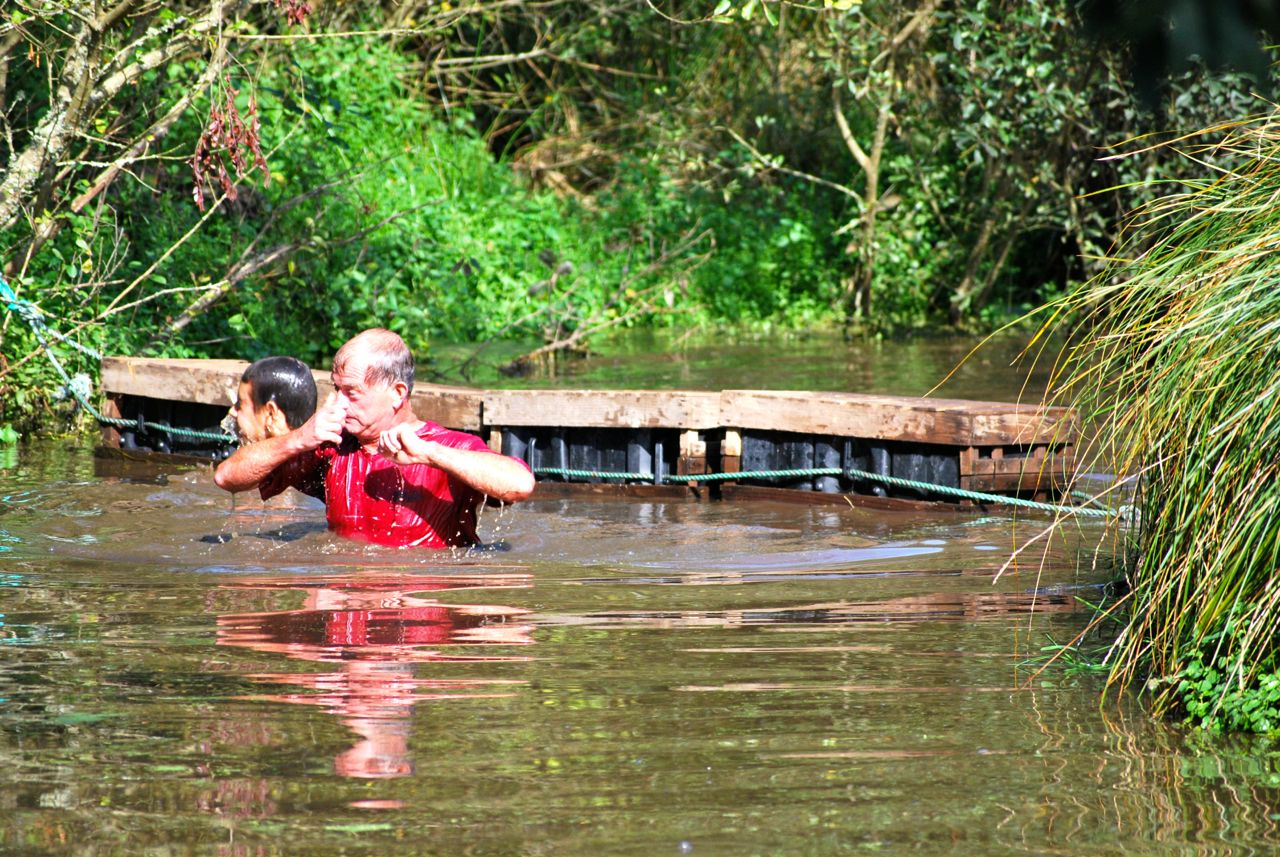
[415,421,490,451]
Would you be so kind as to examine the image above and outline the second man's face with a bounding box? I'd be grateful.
[230,381,288,444]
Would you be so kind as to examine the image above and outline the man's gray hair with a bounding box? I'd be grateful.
[335,328,414,394]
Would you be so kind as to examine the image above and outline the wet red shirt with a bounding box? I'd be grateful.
[259,422,509,548]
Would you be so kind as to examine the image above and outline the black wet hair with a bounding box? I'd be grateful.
[241,356,318,429]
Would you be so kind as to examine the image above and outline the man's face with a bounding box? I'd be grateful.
[331,355,403,442]
[229,381,273,444]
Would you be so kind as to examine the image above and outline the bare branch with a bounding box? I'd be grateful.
[0,0,242,231]
[723,126,861,200]
[832,83,871,174]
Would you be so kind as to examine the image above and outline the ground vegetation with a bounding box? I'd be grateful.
[0,0,1265,434]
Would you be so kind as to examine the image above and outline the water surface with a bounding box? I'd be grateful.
[3,336,1279,855]
[433,329,1063,403]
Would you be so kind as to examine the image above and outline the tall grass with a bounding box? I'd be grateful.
[1051,112,1280,726]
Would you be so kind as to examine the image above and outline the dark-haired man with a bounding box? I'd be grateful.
[227,355,319,443]
[214,329,535,548]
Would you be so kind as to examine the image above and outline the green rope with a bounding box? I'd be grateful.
[534,464,1117,518]
[2,273,234,447]
[96,414,234,444]
[534,468,653,480]
[680,467,840,483]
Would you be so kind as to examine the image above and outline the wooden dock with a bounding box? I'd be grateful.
[98,356,1078,511]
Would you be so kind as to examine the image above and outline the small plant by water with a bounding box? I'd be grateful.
[1168,625,1280,733]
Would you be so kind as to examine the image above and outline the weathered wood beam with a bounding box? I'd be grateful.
[101,356,484,430]
[483,389,721,429]
[719,390,1074,446]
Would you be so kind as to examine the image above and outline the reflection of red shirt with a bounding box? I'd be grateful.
[259,422,511,548]
[323,607,455,646]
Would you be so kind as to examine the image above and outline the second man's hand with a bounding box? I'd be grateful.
[215,393,348,493]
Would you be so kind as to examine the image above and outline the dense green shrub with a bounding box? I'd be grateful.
[1,0,1269,435]
[1176,651,1280,735]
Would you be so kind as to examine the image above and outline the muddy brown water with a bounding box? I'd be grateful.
[3,334,1280,855]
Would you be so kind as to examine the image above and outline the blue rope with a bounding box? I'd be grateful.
[2,272,234,446]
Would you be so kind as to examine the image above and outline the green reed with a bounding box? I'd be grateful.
[1050,112,1280,726]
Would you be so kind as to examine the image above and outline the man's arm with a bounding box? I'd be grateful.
[214,396,346,493]
[378,423,535,503]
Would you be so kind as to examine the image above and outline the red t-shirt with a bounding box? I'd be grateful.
[260,422,512,548]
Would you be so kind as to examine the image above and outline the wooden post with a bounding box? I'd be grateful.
[958,446,975,495]
[722,430,741,484]
[677,430,707,477]
[101,394,124,448]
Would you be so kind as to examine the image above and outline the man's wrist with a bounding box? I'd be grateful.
[418,439,442,466]
[283,427,321,456]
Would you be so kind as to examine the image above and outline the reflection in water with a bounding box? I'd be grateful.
[216,573,533,779]
[542,588,1087,631]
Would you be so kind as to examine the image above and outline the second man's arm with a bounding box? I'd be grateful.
[214,395,346,493]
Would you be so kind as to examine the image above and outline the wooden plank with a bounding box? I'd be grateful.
[677,430,707,476]
[102,357,247,405]
[960,452,1072,477]
[102,356,483,430]
[960,454,1075,493]
[719,390,1075,446]
[719,484,977,513]
[721,429,742,477]
[483,389,721,429]
[408,385,484,431]
[531,481,998,511]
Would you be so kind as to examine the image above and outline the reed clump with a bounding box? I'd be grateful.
[1053,113,1280,731]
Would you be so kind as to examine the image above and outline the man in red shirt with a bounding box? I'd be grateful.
[214,328,535,548]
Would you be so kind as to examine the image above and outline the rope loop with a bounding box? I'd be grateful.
[2,271,236,448]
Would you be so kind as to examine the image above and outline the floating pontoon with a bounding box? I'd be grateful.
[98,357,1078,513]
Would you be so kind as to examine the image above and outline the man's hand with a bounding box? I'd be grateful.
[377,422,437,466]
[306,392,347,448]
[376,421,534,503]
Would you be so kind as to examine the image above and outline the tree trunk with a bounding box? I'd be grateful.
[0,18,102,231]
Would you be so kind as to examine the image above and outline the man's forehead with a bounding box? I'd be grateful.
[332,356,371,385]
